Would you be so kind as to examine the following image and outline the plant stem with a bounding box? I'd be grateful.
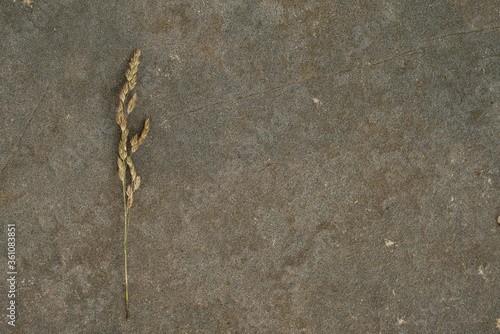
[125,206,131,319]
[121,132,130,320]
[116,49,145,321]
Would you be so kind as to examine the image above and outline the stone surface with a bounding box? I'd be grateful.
[1,1,500,333]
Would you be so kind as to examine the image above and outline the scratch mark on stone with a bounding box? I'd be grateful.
[0,51,75,178]
[165,25,499,123]
[426,25,500,41]
[165,76,313,121]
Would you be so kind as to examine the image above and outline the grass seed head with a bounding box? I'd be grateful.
[115,49,147,319]
[126,185,134,208]
[133,176,141,191]
[117,111,127,132]
[119,142,127,161]
[138,118,150,145]
[118,157,125,182]
[119,84,129,105]
[126,49,141,79]
[130,135,139,153]
[126,157,137,182]
[127,92,137,115]
[116,103,124,122]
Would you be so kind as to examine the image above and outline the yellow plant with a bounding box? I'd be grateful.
[115,49,149,319]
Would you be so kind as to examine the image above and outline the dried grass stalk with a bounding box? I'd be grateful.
[115,49,150,320]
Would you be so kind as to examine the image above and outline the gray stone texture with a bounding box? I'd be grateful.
[1,0,500,333]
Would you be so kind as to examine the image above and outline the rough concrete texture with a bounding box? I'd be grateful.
[1,0,500,333]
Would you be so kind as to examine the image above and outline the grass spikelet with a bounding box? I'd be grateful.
[127,93,137,115]
[115,49,149,320]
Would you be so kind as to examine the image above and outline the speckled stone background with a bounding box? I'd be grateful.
[1,1,500,333]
